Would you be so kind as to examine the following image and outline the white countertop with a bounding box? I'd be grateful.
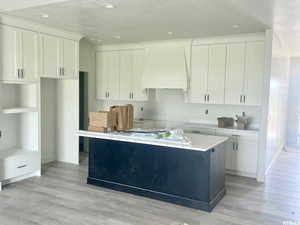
[77,130,228,152]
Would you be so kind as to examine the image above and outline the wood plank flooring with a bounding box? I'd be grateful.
[0,151,300,225]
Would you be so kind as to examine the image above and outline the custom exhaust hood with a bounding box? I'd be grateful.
[142,46,188,90]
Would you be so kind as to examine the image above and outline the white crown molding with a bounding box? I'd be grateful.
[0,13,83,41]
[192,32,266,45]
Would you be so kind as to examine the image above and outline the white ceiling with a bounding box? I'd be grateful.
[2,0,300,55]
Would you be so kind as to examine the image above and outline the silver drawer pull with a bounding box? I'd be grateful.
[17,164,27,169]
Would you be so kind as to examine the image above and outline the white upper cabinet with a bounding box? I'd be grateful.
[96,51,120,100]
[19,30,38,82]
[243,42,265,106]
[190,45,209,103]
[41,34,78,79]
[97,48,148,101]
[190,44,226,104]
[119,50,132,101]
[0,26,17,82]
[131,49,148,101]
[207,44,226,104]
[0,26,38,82]
[41,35,60,78]
[61,39,77,78]
[225,41,264,106]
[225,43,246,105]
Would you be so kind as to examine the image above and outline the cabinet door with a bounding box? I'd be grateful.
[20,30,38,82]
[190,45,209,103]
[234,135,258,176]
[62,39,77,78]
[96,51,109,100]
[96,51,119,100]
[41,35,60,78]
[132,49,148,101]
[207,44,226,104]
[0,26,18,81]
[119,50,132,101]
[225,43,245,105]
[244,41,264,106]
[106,51,120,100]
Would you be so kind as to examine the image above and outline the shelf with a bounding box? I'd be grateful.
[1,80,38,85]
[0,107,38,114]
[0,148,38,159]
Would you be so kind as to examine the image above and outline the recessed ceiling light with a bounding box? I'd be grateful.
[112,35,121,39]
[167,31,173,35]
[103,3,115,9]
[232,24,240,29]
[41,14,49,18]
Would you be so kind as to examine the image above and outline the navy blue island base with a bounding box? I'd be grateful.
[87,138,226,212]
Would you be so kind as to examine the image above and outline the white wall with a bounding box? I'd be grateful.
[96,89,261,129]
[79,39,96,113]
[41,79,79,165]
[286,57,300,148]
[264,33,290,173]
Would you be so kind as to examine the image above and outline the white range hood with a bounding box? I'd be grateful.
[142,46,188,90]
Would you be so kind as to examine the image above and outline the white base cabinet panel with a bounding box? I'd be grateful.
[0,150,40,181]
[216,130,258,178]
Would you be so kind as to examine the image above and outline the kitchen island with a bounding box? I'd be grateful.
[78,130,228,212]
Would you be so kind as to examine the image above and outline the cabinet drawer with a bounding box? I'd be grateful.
[0,153,40,180]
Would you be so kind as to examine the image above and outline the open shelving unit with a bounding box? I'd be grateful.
[0,82,40,189]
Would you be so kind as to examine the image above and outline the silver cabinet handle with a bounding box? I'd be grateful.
[21,69,24,79]
[17,69,20,79]
[132,92,133,99]
[129,92,131,99]
[240,95,242,103]
[207,94,210,102]
[204,94,206,102]
[62,67,64,76]
[243,95,246,103]
[17,164,27,169]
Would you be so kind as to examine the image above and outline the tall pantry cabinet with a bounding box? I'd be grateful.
[0,20,81,190]
[0,25,40,191]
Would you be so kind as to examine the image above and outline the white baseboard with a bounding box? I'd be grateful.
[226,170,257,179]
[0,170,41,191]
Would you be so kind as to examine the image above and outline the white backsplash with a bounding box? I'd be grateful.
[95,89,261,129]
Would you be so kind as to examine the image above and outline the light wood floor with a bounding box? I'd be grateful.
[0,151,300,225]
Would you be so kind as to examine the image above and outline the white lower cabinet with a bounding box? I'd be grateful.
[0,151,40,181]
[216,130,258,178]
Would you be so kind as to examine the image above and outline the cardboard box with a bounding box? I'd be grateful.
[89,111,113,129]
[110,104,134,131]
[88,126,108,133]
